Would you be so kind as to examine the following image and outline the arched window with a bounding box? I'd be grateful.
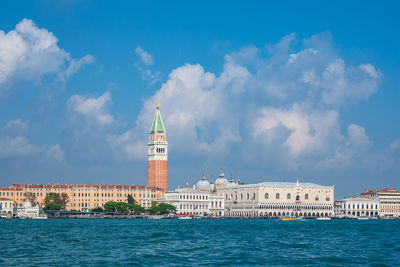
[305,193,309,200]
[326,196,330,201]
[287,193,291,200]
[315,196,319,201]
[265,193,269,199]
[252,193,256,200]
[247,193,249,199]
[296,195,300,201]
[276,193,280,199]
[240,194,243,199]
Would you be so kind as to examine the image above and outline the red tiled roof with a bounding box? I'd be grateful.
[0,187,23,191]
[4,184,165,191]
[362,187,400,195]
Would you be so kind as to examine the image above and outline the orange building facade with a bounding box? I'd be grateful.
[147,104,168,190]
[0,184,164,211]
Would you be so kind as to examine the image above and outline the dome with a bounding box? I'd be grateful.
[195,171,211,191]
[215,171,228,185]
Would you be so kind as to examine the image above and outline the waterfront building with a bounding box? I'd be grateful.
[164,170,333,218]
[361,188,400,218]
[218,178,334,218]
[203,170,334,218]
[335,196,380,218]
[159,172,225,216]
[148,103,168,190]
[0,198,13,217]
[0,184,165,211]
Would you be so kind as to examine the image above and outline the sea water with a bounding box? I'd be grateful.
[1,219,399,266]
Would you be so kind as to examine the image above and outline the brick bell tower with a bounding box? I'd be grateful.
[148,103,168,190]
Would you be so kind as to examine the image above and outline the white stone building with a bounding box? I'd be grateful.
[159,173,224,217]
[218,179,334,218]
[162,170,334,218]
[335,197,380,218]
[361,188,400,218]
[0,198,13,217]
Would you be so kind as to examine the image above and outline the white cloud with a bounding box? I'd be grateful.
[347,124,372,149]
[321,60,381,106]
[0,18,93,94]
[389,138,400,151]
[135,46,153,66]
[2,118,29,134]
[110,32,381,174]
[109,62,246,160]
[60,54,94,81]
[0,136,37,158]
[253,105,341,157]
[106,130,145,161]
[0,119,37,158]
[46,144,66,162]
[67,91,114,126]
[133,45,161,85]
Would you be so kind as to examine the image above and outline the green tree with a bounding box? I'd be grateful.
[128,204,145,214]
[44,192,70,210]
[146,205,160,215]
[158,203,177,214]
[127,194,136,204]
[103,201,130,213]
[45,192,61,205]
[44,202,62,210]
[104,201,118,212]
[91,207,104,212]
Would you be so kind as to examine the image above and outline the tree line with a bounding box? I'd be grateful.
[43,193,176,215]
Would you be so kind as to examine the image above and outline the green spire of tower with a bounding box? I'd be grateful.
[150,103,166,133]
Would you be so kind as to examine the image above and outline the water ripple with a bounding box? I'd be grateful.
[0,219,400,266]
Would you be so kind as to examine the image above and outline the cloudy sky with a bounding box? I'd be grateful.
[0,1,399,198]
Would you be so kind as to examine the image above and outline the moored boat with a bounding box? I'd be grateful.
[316,217,331,220]
[280,217,296,221]
[178,216,192,220]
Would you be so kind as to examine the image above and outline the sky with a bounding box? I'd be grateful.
[0,1,399,198]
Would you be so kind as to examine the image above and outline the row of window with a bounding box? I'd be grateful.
[180,204,208,210]
[226,192,331,202]
[346,204,378,210]
[23,188,156,192]
[179,195,208,200]
[73,202,151,208]
[226,193,256,200]
[1,192,23,197]
[266,193,330,201]
[259,204,333,210]
[156,148,166,153]
[210,201,222,208]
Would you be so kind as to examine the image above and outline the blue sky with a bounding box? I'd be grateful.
[0,1,399,198]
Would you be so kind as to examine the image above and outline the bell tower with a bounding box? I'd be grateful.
[148,103,168,190]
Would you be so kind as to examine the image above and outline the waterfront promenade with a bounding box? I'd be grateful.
[1,219,399,266]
